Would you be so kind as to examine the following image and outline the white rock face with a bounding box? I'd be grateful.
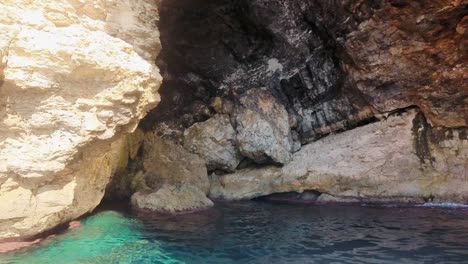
[0,0,162,239]
[210,111,468,203]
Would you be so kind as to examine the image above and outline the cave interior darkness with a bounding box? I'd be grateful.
[105,0,467,202]
[140,0,381,144]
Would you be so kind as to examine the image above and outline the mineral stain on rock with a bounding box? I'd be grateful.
[412,111,435,164]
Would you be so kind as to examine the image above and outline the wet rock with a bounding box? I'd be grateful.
[315,194,360,204]
[235,89,293,164]
[259,191,321,203]
[183,114,242,172]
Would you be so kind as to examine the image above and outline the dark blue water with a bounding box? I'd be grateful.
[2,201,468,264]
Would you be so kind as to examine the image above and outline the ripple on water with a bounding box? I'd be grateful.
[1,202,468,264]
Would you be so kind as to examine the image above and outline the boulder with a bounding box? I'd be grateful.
[131,185,214,213]
[183,114,242,172]
[143,133,210,193]
[135,133,213,213]
[235,89,293,164]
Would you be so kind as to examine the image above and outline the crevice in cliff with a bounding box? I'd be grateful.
[412,111,434,165]
[104,145,145,202]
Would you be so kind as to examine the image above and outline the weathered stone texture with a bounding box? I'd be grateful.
[0,0,161,239]
[130,133,213,213]
[131,184,214,214]
[235,89,293,164]
[183,114,242,172]
[210,110,468,203]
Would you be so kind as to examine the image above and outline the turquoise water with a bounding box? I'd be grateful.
[0,210,180,264]
[2,201,468,264]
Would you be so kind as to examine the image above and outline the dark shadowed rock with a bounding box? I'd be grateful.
[143,133,210,193]
[144,0,466,146]
[133,133,213,213]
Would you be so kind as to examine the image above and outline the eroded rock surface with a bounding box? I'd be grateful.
[235,89,293,164]
[210,110,468,203]
[0,0,161,239]
[142,0,466,204]
[142,133,210,193]
[147,0,466,147]
[183,114,241,172]
[1,0,467,240]
[130,133,213,213]
[132,184,214,213]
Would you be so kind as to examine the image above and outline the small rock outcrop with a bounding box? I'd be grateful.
[142,133,210,193]
[130,133,213,213]
[210,110,468,203]
[132,184,214,213]
[0,0,161,240]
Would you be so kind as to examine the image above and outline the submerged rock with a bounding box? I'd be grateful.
[259,191,321,203]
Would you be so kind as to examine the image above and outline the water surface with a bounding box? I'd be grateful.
[2,201,468,264]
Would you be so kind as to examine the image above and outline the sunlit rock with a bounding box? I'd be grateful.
[0,0,161,239]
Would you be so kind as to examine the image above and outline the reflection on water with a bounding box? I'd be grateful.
[2,201,468,264]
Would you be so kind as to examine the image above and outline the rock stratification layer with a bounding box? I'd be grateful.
[150,0,466,143]
[0,0,161,239]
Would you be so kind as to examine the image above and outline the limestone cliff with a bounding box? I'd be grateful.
[0,0,161,240]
